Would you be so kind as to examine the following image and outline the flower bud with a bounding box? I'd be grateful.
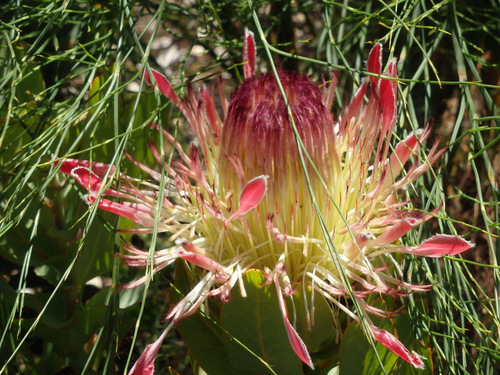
[219,70,336,197]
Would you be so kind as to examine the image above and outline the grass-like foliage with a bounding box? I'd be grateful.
[0,0,498,374]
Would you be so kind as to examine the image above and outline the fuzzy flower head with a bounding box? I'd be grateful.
[58,31,473,372]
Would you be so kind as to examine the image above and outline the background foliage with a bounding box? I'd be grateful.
[0,0,498,374]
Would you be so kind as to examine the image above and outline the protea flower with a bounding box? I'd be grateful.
[57,31,473,373]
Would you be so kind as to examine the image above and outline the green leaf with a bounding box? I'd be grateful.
[220,270,303,374]
[0,195,62,266]
[119,283,146,309]
[172,261,246,375]
[339,299,432,375]
[72,211,115,285]
[286,282,340,359]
